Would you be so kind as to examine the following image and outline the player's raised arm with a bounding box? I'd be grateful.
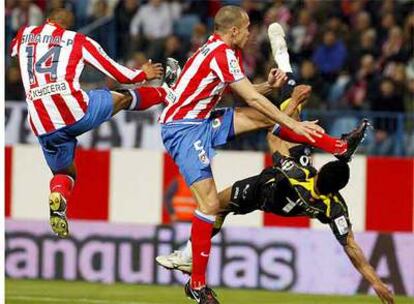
[343,231,395,304]
[82,37,163,84]
[252,68,288,96]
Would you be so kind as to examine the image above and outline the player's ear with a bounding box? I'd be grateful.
[230,26,239,37]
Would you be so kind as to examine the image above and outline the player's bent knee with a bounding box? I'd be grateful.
[111,91,132,114]
[198,199,221,215]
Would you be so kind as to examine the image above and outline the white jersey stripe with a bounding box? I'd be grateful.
[160,40,225,122]
[210,58,224,83]
[26,100,46,135]
[174,40,224,100]
[177,72,217,119]
[184,96,214,119]
[58,31,85,121]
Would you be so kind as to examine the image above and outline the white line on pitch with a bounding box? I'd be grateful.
[6,295,163,304]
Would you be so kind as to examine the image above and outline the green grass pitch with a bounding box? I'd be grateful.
[5,279,414,304]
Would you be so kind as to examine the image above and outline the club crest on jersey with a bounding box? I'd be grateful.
[281,159,294,171]
[194,140,210,165]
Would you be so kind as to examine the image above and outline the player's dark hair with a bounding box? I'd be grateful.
[316,161,350,195]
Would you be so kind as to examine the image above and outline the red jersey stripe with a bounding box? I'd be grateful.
[66,33,88,113]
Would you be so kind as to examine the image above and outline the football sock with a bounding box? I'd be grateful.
[50,174,75,201]
[191,210,216,289]
[128,87,167,111]
[274,50,293,73]
[272,125,348,155]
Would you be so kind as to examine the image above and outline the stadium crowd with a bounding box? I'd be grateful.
[5,0,414,155]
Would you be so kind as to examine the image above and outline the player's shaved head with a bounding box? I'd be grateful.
[48,9,74,29]
[214,5,248,32]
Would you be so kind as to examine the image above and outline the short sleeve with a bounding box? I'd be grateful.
[210,47,245,83]
[329,194,352,246]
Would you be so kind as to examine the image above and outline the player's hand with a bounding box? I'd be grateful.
[267,68,287,89]
[142,60,163,80]
[291,85,311,106]
[291,120,325,143]
[373,282,394,304]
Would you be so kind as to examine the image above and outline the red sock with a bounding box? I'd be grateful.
[191,210,215,289]
[129,87,166,111]
[50,174,75,201]
[276,126,347,155]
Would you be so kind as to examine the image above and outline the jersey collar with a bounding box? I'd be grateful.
[46,19,63,29]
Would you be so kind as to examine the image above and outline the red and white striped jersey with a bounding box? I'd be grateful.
[10,20,147,136]
[159,34,245,123]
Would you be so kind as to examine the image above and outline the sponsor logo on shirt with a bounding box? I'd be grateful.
[29,81,70,100]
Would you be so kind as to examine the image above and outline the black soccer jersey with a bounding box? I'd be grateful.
[229,151,352,245]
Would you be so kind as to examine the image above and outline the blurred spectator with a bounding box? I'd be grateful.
[290,9,318,62]
[350,29,379,62]
[380,26,406,66]
[11,0,43,32]
[114,0,140,61]
[127,51,148,69]
[241,0,262,25]
[403,12,414,45]
[344,54,379,110]
[87,0,116,59]
[369,78,405,155]
[5,66,25,101]
[298,60,326,109]
[325,15,349,41]
[263,0,291,31]
[371,78,405,114]
[348,11,371,49]
[5,0,17,65]
[377,12,396,44]
[312,30,347,82]
[243,24,262,79]
[45,0,75,18]
[163,35,186,64]
[187,23,208,57]
[130,0,181,61]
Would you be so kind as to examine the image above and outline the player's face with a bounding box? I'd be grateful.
[235,14,250,48]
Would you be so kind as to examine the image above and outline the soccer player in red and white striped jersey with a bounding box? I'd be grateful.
[9,9,175,238]
[159,6,367,304]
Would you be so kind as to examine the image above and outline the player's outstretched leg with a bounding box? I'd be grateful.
[272,118,370,161]
[112,57,181,114]
[268,22,292,73]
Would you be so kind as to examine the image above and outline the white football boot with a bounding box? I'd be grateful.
[156,250,192,274]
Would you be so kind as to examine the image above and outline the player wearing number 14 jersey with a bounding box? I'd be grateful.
[9,9,179,238]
